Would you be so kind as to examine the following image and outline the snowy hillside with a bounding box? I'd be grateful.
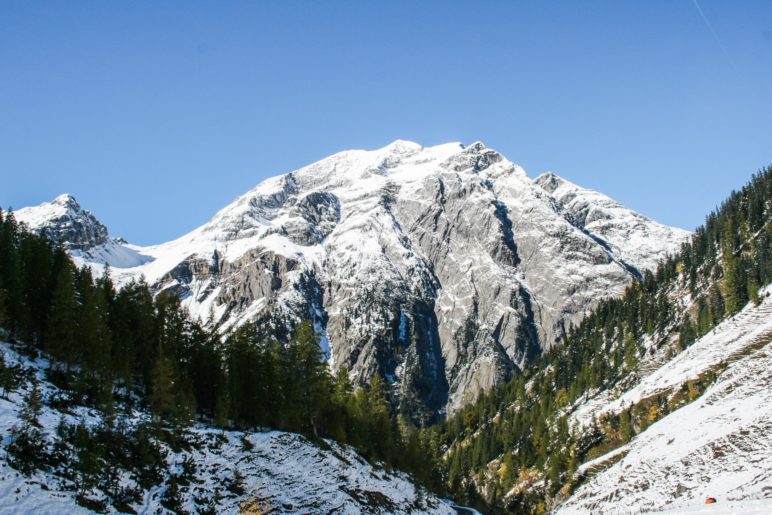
[558,288,772,514]
[0,341,453,514]
[14,141,691,420]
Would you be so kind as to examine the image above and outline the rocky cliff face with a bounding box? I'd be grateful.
[14,194,109,250]
[15,141,690,422]
[533,172,685,273]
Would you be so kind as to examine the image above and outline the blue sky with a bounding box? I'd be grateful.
[2,1,771,244]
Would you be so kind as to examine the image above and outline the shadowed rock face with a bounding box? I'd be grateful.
[16,141,690,423]
[14,194,110,251]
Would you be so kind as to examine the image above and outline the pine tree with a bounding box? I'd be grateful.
[0,211,24,337]
[292,321,331,437]
[224,324,275,428]
[328,366,352,442]
[132,424,165,488]
[366,374,394,461]
[149,355,192,424]
[20,380,43,426]
[697,298,713,336]
[46,260,78,371]
[72,422,105,494]
[214,387,230,428]
[623,331,638,370]
[75,269,114,404]
[619,409,633,442]
[678,316,697,349]
[111,280,158,392]
[19,234,56,344]
[747,277,760,306]
[723,246,746,314]
[7,382,47,474]
[0,353,14,398]
[709,284,725,323]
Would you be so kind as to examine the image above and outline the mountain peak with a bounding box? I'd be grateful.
[14,194,110,251]
[464,140,487,152]
[53,193,79,206]
[533,171,565,193]
[382,139,422,152]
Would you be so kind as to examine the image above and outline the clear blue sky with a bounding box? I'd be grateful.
[2,1,771,244]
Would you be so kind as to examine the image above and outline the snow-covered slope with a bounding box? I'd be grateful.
[534,172,690,273]
[0,341,453,514]
[558,288,772,514]
[15,141,690,420]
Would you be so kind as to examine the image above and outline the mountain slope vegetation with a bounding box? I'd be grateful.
[430,166,772,513]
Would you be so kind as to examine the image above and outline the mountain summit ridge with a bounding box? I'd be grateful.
[14,141,690,421]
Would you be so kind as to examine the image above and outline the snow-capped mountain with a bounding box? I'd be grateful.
[14,141,690,421]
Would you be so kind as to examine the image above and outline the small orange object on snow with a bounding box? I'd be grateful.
[705,497,717,504]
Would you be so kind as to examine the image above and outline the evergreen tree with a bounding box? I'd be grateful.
[0,211,24,337]
[366,374,394,461]
[619,409,633,442]
[7,382,47,474]
[0,351,16,398]
[148,354,193,425]
[75,268,114,404]
[224,324,274,428]
[709,284,725,323]
[111,280,157,391]
[290,321,331,437]
[18,234,56,344]
[72,421,105,494]
[723,243,746,314]
[45,259,78,371]
[678,316,697,349]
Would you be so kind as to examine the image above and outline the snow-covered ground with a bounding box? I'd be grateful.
[558,290,772,514]
[653,498,772,514]
[572,286,772,427]
[0,341,453,514]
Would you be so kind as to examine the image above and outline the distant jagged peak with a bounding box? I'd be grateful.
[19,192,84,218]
[14,193,110,251]
[533,171,564,192]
